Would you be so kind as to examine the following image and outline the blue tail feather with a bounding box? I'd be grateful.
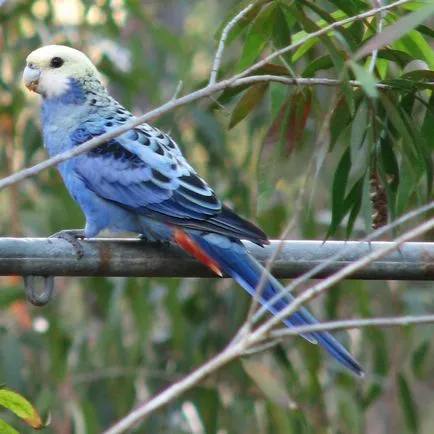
[191,232,363,377]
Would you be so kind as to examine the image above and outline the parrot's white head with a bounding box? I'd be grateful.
[23,45,99,98]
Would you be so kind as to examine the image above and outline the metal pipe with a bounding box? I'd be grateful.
[0,238,434,280]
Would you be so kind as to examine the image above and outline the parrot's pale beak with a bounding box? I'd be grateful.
[23,64,41,92]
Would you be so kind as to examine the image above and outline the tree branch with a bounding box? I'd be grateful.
[209,3,255,85]
[103,341,246,434]
[102,213,434,434]
[0,0,408,192]
[251,200,434,325]
[2,1,420,432]
[249,215,434,342]
[368,0,384,73]
[270,314,434,339]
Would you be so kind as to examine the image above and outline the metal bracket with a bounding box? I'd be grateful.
[23,275,55,307]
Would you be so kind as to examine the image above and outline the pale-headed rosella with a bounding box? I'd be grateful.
[23,45,363,376]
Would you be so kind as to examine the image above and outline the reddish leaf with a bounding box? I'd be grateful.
[229,83,268,129]
[255,63,292,76]
[263,90,311,157]
[286,90,311,156]
[263,95,292,148]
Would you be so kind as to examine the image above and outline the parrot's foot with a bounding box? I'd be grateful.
[50,229,85,259]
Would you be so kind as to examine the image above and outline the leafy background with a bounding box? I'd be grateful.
[0,0,434,432]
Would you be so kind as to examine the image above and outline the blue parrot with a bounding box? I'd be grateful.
[23,45,363,376]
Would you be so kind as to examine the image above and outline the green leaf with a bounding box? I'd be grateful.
[366,328,389,376]
[349,61,379,98]
[397,102,433,196]
[329,95,353,150]
[378,130,400,219]
[353,4,434,61]
[379,93,418,163]
[0,419,19,434]
[236,3,276,71]
[377,48,414,67]
[302,54,334,77]
[271,4,292,65]
[345,177,365,238]
[301,0,359,50]
[326,0,367,16]
[421,92,434,151]
[416,23,434,38]
[380,78,434,92]
[412,341,430,378]
[0,388,43,429]
[397,373,419,433]
[229,82,268,128]
[327,148,351,238]
[393,27,434,70]
[401,70,434,81]
[361,382,383,409]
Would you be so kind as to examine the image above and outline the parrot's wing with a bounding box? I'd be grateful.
[72,121,268,244]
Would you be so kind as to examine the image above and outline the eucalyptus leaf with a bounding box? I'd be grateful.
[353,4,434,61]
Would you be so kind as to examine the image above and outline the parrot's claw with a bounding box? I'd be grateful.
[50,229,85,259]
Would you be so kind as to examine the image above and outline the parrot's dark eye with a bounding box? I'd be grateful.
[50,57,64,68]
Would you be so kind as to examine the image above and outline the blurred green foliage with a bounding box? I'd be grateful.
[1,0,434,432]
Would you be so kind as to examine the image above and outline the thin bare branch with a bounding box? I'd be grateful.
[209,3,255,85]
[170,80,184,101]
[369,0,384,73]
[103,340,246,434]
[103,213,434,434]
[249,215,434,341]
[252,200,434,324]
[270,314,434,339]
[235,75,392,88]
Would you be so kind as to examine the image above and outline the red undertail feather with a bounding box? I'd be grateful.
[173,228,223,277]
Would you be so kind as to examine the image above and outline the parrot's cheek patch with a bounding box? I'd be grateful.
[38,74,70,98]
[173,227,223,277]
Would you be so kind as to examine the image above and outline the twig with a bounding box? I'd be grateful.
[209,3,255,85]
[171,80,183,101]
[235,75,393,88]
[241,337,283,356]
[369,0,384,73]
[249,215,434,341]
[269,314,434,339]
[103,340,247,434]
[252,200,434,325]
[103,213,434,434]
[0,0,407,192]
